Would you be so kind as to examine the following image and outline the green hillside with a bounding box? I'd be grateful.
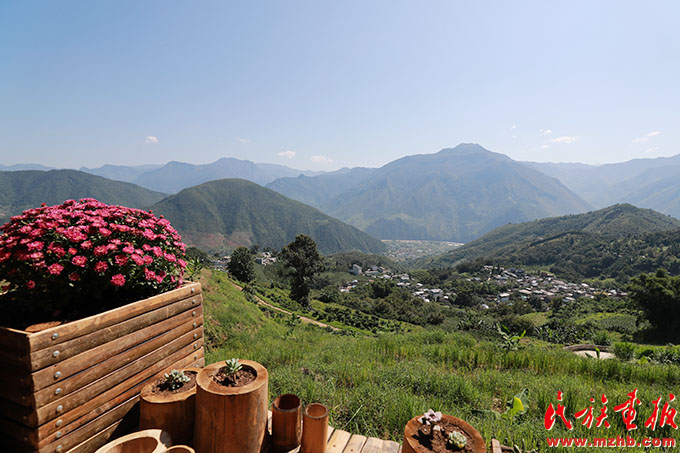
[150,178,387,255]
[0,169,167,224]
[201,269,680,452]
[423,204,680,281]
[321,144,592,242]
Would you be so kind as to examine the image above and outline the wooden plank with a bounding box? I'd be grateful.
[28,295,201,371]
[342,434,366,453]
[34,321,203,407]
[491,439,503,453]
[0,324,30,352]
[361,437,385,453]
[0,397,35,427]
[64,417,125,453]
[0,367,32,407]
[382,440,400,453]
[29,306,203,399]
[23,282,201,352]
[40,351,198,452]
[35,331,203,430]
[0,414,38,449]
[327,429,352,453]
[37,342,202,443]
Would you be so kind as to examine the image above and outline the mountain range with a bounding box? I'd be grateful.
[0,170,167,224]
[422,204,680,281]
[268,144,592,242]
[150,179,387,255]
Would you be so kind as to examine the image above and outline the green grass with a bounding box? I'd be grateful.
[200,270,680,452]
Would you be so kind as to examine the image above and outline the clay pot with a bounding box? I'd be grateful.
[402,414,485,453]
[300,403,329,453]
[193,360,269,453]
[140,367,201,446]
[94,429,172,453]
[271,393,302,450]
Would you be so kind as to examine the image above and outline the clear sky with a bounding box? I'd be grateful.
[1,1,678,170]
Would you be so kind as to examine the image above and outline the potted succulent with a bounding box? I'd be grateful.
[140,367,202,446]
[194,358,269,453]
[0,199,205,453]
[402,409,486,453]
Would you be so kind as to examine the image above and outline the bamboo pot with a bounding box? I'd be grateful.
[140,367,201,446]
[402,414,485,453]
[194,360,268,453]
[271,393,302,450]
[94,429,172,453]
[300,403,329,453]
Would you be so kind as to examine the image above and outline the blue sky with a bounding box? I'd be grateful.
[1,1,678,170]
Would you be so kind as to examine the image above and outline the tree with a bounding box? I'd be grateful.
[628,268,680,341]
[228,247,255,283]
[280,235,324,308]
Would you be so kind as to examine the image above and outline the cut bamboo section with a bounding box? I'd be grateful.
[194,360,269,453]
[0,282,205,453]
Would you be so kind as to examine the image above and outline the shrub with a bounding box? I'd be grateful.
[613,342,636,361]
[591,331,612,346]
[0,199,187,319]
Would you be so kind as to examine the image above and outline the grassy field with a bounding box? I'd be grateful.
[200,269,680,451]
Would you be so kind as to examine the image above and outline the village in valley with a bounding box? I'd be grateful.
[340,262,627,309]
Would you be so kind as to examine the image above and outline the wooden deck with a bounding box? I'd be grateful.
[267,411,402,453]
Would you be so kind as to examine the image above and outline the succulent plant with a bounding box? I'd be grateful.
[161,369,190,390]
[418,409,442,425]
[224,358,243,376]
[448,430,467,449]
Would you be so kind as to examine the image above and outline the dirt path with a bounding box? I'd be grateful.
[230,282,340,331]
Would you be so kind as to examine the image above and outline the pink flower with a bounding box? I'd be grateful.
[115,254,128,266]
[99,227,112,237]
[142,244,152,251]
[68,272,80,281]
[93,245,108,256]
[26,241,44,251]
[144,268,156,281]
[152,246,163,257]
[80,240,93,250]
[164,253,177,263]
[48,263,64,275]
[142,229,156,240]
[131,254,145,266]
[143,255,153,265]
[25,280,36,289]
[122,245,135,254]
[72,255,87,267]
[68,247,78,255]
[111,274,125,287]
[94,261,108,274]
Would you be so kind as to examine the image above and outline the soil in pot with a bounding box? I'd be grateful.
[147,370,198,396]
[414,422,475,453]
[212,364,257,387]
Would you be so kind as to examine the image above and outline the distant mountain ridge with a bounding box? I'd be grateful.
[525,154,680,216]
[0,170,167,224]
[422,204,680,280]
[268,144,592,242]
[150,178,387,255]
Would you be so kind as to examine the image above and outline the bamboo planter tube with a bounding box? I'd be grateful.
[194,360,269,453]
[94,429,172,453]
[301,403,329,453]
[140,367,201,446]
[271,393,302,450]
[164,446,196,453]
[402,414,486,453]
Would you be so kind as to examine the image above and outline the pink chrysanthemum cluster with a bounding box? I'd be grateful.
[0,199,187,310]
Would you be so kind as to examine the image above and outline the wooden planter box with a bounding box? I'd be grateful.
[0,282,205,453]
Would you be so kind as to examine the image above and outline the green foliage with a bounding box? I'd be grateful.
[224,358,242,376]
[496,324,526,351]
[590,331,611,346]
[150,178,386,255]
[281,235,325,308]
[228,247,255,283]
[161,369,190,390]
[185,257,205,281]
[628,268,680,341]
[504,388,529,420]
[613,342,636,361]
